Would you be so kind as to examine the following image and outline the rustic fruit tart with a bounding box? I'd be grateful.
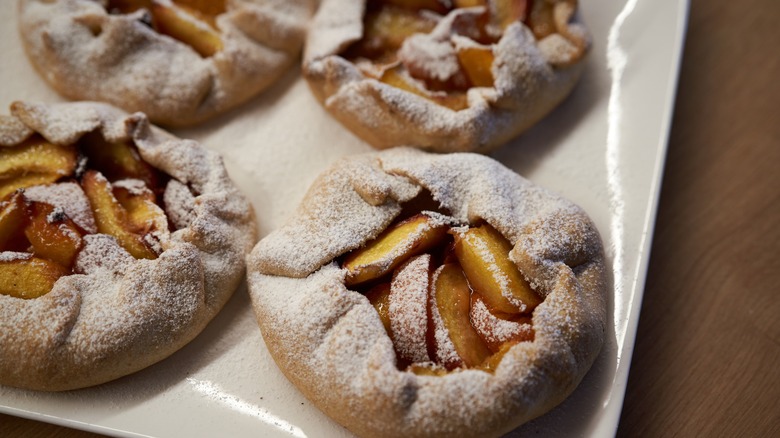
[18,0,315,127]
[247,148,606,437]
[0,101,256,391]
[304,0,590,153]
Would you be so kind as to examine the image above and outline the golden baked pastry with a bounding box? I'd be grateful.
[304,0,590,152]
[18,0,315,127]
[247,148,606,437]
[0,101,256,391]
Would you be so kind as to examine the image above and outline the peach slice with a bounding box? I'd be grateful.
[352,6,438,61]
[527,0,556,39]
[470,293,533,352]
[174,0,226,21]
[113,182,168,235]
[477,340,515,372]
[430,262,491,369]
[456,45,494,87]
[388,254,432,364]
[380,66,469,110]
[0,173,64,202]
[343,213,449,287]
[24,201,84,268]
[23,182,98,234]
[81,171,157,260]
[408,363,448,376]
[452,223,541,314]
[384,0,452,14]
[365,282,392,335]
[0,193,28,250]
[0,136,77,180]
[0,256,69,299]
[79,132,161,190]
[455,0,487,7]
[491,0,529,30]
[150,1,224,57]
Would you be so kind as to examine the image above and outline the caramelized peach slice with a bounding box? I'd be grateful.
[24,202,84,268]
[0,173,62,201]
[384,0,452,14]
[352,6,438,62]
[477,340,515,372]
[113,182,168,235]
[23,182,98,234]
[470,294,533,352]
[380,66,469,110]
[408,363,448,376]
[431,262,491,369]
[79,132,161,190]
[0,193,28,250]
[81,171,157,260]
[343,213,449,287]
[0,136,76,180]
[452,223,541,314]
[527,0,556,39]
[455,0,487,7]
[0,256,69,299]
[457,45,494,87]
[151,1,223,57]
[388,254,432,364]
[174,0,226,21]
[491,0,529,30]
[365,282,392,335]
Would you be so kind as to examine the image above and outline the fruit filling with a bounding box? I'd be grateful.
[107,0,226,57]
[343,0,574,110]
[341,202,540,374]
[0,132,174,299]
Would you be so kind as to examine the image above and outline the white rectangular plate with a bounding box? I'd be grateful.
[0,0,688,436]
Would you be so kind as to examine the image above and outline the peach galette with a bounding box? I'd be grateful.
[304,0,590,153]
[18,0,315,127]
[0,101,256,391]
[247,148,606,437]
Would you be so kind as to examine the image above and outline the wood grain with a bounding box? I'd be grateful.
[616,0,780,436]
[2,0,779,436]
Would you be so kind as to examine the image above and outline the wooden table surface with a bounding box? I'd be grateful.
[2,0,778,436]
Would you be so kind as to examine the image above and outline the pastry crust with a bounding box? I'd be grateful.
[247,148,606,437]
[0,101,257,391]
[303,0,591,153]
[18,0,315,127]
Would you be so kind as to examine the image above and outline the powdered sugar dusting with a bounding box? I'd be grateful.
[24,182,97,233]
[470,296,532,348]
[0,251,33,262]
[389,254,431,363]
[112,178,149,196]
[163,179,197,230]
[250,155,420,278]
[399,33,461,83]
[247,147,606,437]
[18,0,314,127]
[305,0,590,152]
[74,234,134,277]
[0,101,256,391]
[429,264,460,369]
[460,227,527,311]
